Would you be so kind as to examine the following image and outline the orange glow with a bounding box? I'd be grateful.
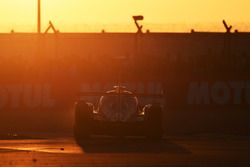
[0,0,250,32]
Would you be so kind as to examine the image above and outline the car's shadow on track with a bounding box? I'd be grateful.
[76,137,190,154]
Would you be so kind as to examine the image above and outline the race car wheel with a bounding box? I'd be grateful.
[74,101,93,140]
[144,104,163,140]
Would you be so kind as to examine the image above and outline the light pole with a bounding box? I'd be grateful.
[37,0,41,33]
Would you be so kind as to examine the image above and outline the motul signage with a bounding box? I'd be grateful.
[0,84,54,109]
[0,82,164,110]
[187,81,250,105]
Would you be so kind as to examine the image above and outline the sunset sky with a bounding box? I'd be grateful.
[0,0,249,32]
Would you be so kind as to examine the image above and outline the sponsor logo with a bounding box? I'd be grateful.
[0,84,54,109]
[80,82,164,105]
[188,81,250,105]
[0,82,164,110]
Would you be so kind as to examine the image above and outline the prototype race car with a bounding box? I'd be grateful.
[74,86,163,140]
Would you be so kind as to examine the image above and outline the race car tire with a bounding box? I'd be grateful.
[74,101,93,140]
[144,104,163,140]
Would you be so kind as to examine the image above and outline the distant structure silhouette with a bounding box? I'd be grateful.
[223,20,232,33]
[38,0,41,33]
[45,21,59,34]
[133,15,144,33]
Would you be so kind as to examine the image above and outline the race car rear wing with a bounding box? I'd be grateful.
[77,92,164,98]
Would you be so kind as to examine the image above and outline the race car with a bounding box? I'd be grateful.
[74,86,163,140]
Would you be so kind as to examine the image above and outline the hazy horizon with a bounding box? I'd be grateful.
[0,22,250,33]
[0,0,250,33]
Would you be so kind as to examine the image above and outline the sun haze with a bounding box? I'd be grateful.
[0,0,249,32]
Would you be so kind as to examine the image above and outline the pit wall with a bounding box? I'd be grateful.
[0,32,249,134]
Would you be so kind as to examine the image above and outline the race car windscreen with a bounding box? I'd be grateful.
[99,95,138,122]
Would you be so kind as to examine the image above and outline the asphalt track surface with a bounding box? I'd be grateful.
[0,135,250,167]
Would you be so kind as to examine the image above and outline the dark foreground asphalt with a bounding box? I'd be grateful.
[0,135,249,167]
